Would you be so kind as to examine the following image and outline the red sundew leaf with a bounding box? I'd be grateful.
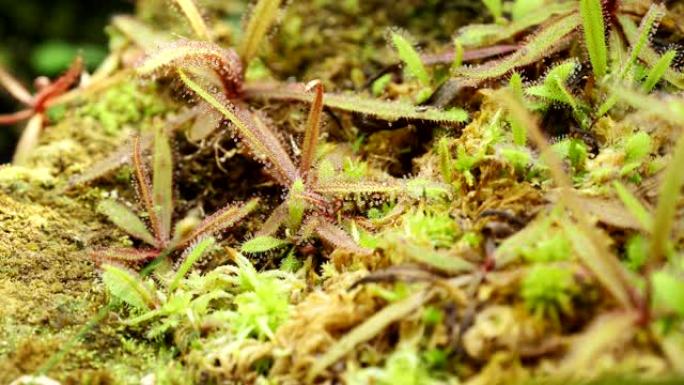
[178,69,297,185]
[310,217,373,255]
[138,40,243,95]
[132,135,164,246]
[89,247,159,266]
[257,201,288,236]
[177,198,260,247]
[0,109,33,125]
[33,56,83,111]
[299,80,324,180]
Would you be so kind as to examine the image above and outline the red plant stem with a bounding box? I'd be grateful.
[0,109,33,125]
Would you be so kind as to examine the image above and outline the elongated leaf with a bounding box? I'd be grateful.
[0,64,32,104]
[397,237,474,274]
[314,180,404,197]
[241,235,289,253]
[619,15,684,88]
[239,0,283,64]
[112,16,172,50]
[97,199,157,246]
[642,50,677,92]
[153,125,173,242]
[618,5,666,81]
[314,219,372,255]
[299,81,323,178]
[649,134,684,264]
[243,83,468,125]
[169,237,215,291]
[256,201,288,236]
[652,271,684,317]
[172,0,211,41]
[12,114,43,165]
[456,2,576,47]
[307,290,428,381]
[102,264,157,310]
[495,90,634,309]
[613,181,652,231]
[561,219,632,309]
[455,13,581,82]
[391,32,430,86]
[482,0,502,19]
[137,40,243,93]
[90,247,158,265]
[180,198,260,246]
[179,70,297,185]
[133,135,163,244]
[67,134,152,188]
[579,0,607,78]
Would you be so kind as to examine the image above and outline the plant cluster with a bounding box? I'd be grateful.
[6,0,684,384]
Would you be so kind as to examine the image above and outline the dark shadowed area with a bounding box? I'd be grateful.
[0,0,133,162]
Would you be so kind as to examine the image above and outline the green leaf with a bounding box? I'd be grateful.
[97,199,157,246]
[455,13,581,80]
[613,181,652,231]
[169,237,215,292]
[456,2,575,47]
[391,32,430,86]
[618,5,665,81]
[242,235,289,253]
[652,271,684,316]
[650,134,684,264]
[482,0,502,20]
[239,0,283,64]
[102,264,157,310]
[580,0,608,78]
[624,132,652,164]
[287,179,307,230]
[642,50,677,92]
[172,0,211,40]
[153,125,174,242]
[437,137,453,184]
[512,0,545,21]
[244,83,468,125]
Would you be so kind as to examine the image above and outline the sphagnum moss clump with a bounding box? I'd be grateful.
[2,0,684,384]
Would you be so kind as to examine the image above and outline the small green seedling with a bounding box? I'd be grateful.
[522,264,578,323]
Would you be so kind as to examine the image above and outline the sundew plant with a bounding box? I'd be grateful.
[1,0,684,384]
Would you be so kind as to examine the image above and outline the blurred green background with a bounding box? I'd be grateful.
[0,0,133,162]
